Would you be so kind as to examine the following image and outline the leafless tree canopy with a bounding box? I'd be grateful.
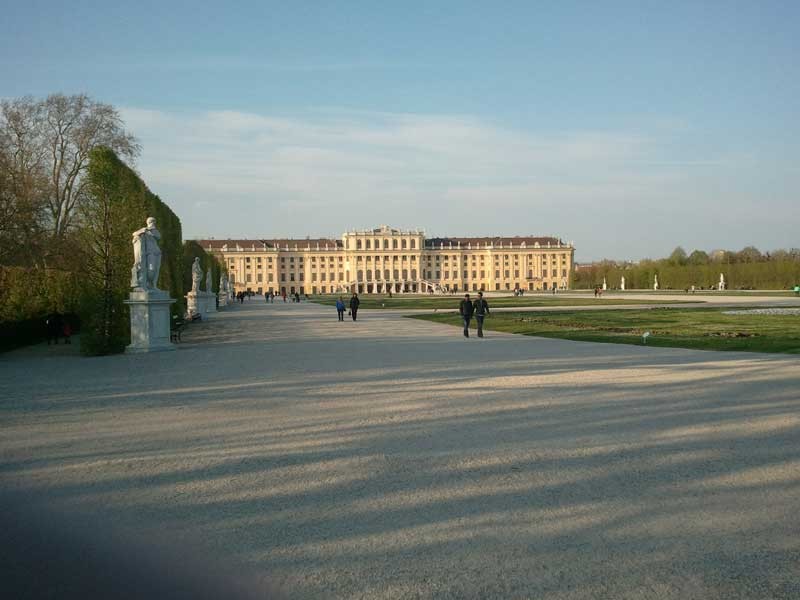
[0,93,140,265]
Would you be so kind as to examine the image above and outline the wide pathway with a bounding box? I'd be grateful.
[2,301,799,599]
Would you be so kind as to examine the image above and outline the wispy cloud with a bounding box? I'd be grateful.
[120,107,761,256]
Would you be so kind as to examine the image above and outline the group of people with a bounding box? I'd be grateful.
[335,293,361,321]
[263,291,309,303]
[458,291,490,338]
[45,312,73,345]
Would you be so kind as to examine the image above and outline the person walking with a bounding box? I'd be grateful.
[349,293,360,321]
[335,296,346,321]
[473,291,490,338]
[459,293,474,338]
[45,312,62,345]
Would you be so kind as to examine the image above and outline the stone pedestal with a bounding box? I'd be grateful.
[218,292,228,307]
[125,289,176,353]
[186,291,216,319]
[206,291,218,314]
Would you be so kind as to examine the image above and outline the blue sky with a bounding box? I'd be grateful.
[2,1,798,260]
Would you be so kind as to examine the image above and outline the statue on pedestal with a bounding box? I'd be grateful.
[620,276,626,291]
[719,273,726,291]
[205,268,212,293]
[191,257,203,294]
[220,273,229,294]
[130,217,162,290]
[653,274,659,290]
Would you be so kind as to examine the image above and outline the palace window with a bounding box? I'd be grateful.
[410,240,416,249]
[402,239,407,249]
[246,257,251,263]
[393,239,398,249]
[495,270,500,278]
[504,270,510,278]
[357,240,362,250]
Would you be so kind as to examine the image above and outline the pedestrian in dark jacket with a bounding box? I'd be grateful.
[459,293,474,337]
[473,291,490,338]
[349,293,360,321]
[336,297,346,321]
[46,312,62,345]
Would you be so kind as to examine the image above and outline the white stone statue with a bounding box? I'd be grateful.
[602,277,607,291]
[191,257,203,294]
[205,268,212,293]
[220,272,228,293]
[718,273,726,291]
[620,276,626,291]
[130,217,162,290]
[653,274,659,290]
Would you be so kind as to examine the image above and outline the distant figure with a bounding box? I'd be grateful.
[62,319,72,345]
[282,291,287,303]
[46,312,62,345]
[459,293,474,338]
[265,292,269,303]
[349,293,360,321]
[473,291,490,338]
[336,297,346,321]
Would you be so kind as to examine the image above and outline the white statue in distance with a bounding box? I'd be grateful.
[205,268,212,293]
[131,217,162,291]
[191,257,203,294]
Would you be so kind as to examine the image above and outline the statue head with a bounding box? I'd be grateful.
[146,217,156,229]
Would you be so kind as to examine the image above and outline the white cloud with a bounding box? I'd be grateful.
[120,106,781,258]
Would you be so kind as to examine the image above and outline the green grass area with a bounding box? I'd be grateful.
[309,294,696,310]
[411,307,800,354]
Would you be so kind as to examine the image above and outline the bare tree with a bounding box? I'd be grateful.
[42,94,140,239]
[0,97,49,265]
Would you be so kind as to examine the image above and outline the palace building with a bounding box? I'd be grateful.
[198,225,575,295]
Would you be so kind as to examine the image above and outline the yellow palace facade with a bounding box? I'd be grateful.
[198,225,575,295]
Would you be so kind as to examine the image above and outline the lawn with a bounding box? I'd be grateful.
[309,294,695,310]
[412,307,800,354]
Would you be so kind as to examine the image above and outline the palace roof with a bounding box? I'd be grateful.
[425,236,565,248]
[197,238,343,251]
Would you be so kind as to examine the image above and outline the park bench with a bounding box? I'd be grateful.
[170,317,187,342]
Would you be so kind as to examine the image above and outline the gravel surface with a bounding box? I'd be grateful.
[2,300,800,599]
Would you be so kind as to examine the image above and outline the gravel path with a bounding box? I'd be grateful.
[2,300,800,599]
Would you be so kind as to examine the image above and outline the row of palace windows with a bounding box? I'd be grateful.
[424,269,570,280]
[352,238,418,250]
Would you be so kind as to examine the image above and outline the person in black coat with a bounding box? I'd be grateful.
[473,291,490,338]
[459,293,474,338]
[46,312,62,345]
[349,293,360,321]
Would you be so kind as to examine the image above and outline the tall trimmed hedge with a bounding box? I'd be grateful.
[0,267,83,350]
[182,240,222,296]
[574,259,800,290]
[77,147,184,355]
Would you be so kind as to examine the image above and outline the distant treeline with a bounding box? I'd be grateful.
[574,247,800,290]
[1,94,221,353]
